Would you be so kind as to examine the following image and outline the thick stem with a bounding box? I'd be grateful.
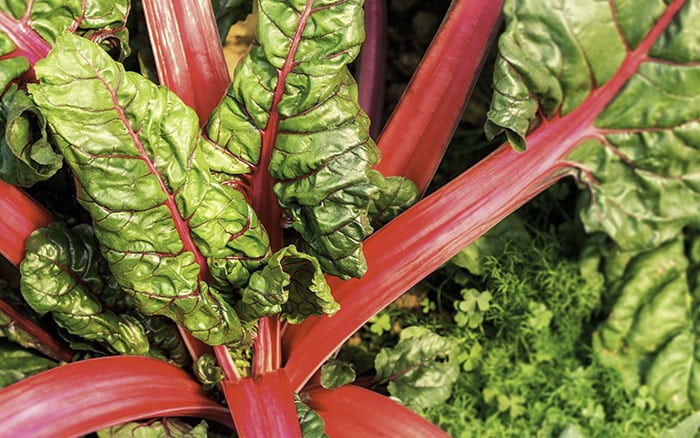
[357,0,387,139]
[0,356,233,436]
[0,7,51,67]
[306,385,450,437]
[375,0,503,194]
[214,344,242,382]
[284,141,564,390]
[141,0,230,124]
[0,181,54,266]
[221,368,302,438]
[283,0,687,391]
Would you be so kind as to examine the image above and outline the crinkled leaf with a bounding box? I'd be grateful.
[368,175,419,227]
[211,0,253,44]
[0,0,130,60]
[236,245,337,324]
[97,419,208,438]
[0,338,55,388]
[30,33,271,346]
[320,361,356,390]
[593,235,700,411]
[205,0,380,279]
[486,0,700,253]
[0,85,60,186]
[20,222,150,355]
[295,394,328,438]
[374,326,460,410]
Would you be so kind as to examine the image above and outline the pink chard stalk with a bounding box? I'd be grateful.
[0,0,698,436]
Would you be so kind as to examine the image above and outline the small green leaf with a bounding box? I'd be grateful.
[320,361,356,390]
[374,326,460,410]
[193,354,224,391]
[236,245,337,324]
[97,419,208,438]
[0,86,61,186]
[369,313,391,336]
[295,394,328,438]
[368,175,419,227]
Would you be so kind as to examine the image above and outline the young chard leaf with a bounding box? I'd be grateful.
[97,419,209,438]
[374,326,460,410]
[486,0,700,252]
[0,85,60,186]
[20,222,150,355]
[205,0,381,278]
[236,245,338,324]
[29,33,270,346]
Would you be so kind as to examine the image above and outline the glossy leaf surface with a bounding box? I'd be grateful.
[205,0,380,278]
[20,222,149,355]
[30,33,270,346]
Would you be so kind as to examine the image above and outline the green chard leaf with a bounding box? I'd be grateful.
[29,33,271,346]
[0,338,55,388]
[236,245,338,324]
[204,0,381,279]
[97,419,209,438]
[20,222,149,355]
[593,234,700,411]
[295,394,328,438]
[374,326,460,410]
[368,175,419,227]
[486,0,700,253]
[320,360,356,390]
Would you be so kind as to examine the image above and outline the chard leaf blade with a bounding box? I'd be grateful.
[20,222,150,355]
[374,326,460,410]
[206,0,380,279]
[30,33,270,346]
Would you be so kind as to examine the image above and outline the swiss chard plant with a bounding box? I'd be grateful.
[0,0,698,436]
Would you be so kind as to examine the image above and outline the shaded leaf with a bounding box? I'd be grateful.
[97,419,208,438]
[295,394,328,438]
[0,85,61,186]
[374,326,460,410]
[368,175,419,227]
[0,338,55,388]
